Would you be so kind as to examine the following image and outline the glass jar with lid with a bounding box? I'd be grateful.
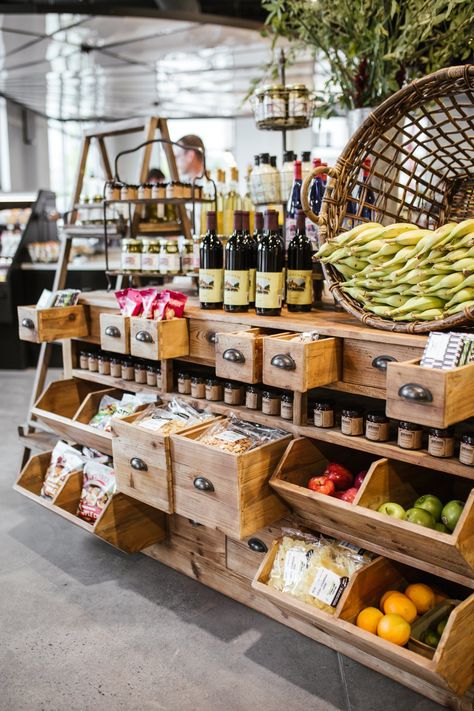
[141,239,160,272]
[159,238,169,274]
[121,239,142,271]
[262,84,287,123]
[288,84,311,125]
[181,239,194,274]
[166,240,180,274]
[138,183,152,200]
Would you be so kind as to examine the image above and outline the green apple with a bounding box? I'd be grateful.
[441,500,465,532]
[434,522,450,533]
[414,494,443,522]
[378,502,406,519]
[437,617,449,636]
[405,507,436,528]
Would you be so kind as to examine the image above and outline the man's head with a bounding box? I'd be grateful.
[175,134,204,180]
[147,168,165,184]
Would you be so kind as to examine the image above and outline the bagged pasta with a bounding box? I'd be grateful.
[77,460,116,523]
[88,393,156,431]
[267,530,370,614]
[135,397,213,435]
[41,440,84,500]
[196,414,288,453]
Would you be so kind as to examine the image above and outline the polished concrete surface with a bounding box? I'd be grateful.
[0,370,442,711]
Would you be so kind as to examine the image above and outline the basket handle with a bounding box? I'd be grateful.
[301,165,338,226]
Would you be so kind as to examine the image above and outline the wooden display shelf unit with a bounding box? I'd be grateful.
[15,451,167,553]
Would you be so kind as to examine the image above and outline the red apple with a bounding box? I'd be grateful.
[307,476,335,496]
[324,462,353,491]
[332,491,347,500]
[354,470,368,489]
[340,487,359,503]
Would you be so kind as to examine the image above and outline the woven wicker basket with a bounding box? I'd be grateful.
[302,64,474,334]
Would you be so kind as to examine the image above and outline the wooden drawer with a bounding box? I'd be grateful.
[343,339,423,390]
[188,318,251,364]
[253,546,474,696]
[100,313,130,354]
[170,420,291,539]
[130,317,189,360]
[226,519,289,580]
[18,304,88,343]
[386,359,474,428]
[14,451,167,553]
[263,334,341,392]
[72,387,128,455]
[270,438,474,584]
[215,328,279,384]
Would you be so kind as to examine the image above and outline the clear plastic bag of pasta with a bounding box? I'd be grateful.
[196,414,288,453]
[135,397,213,435]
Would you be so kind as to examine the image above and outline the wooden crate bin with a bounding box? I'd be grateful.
[99,312,130,354]
[72,387,130,455]
[270,438,474,583]
[14,451,167,553]
[188,317,251,365]
[170,420,292,539]
[216,328,287,384]
[225,518,291,580]
[262,333,342,392]
[18,304,89,343]
[130,317,189,360]
[253,544,474,696]
[386,358,474,428]
[342,339,423,391]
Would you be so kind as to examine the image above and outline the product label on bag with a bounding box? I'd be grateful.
[309,568,349,606]
[286,269,312,305]
[255,272,282,309]
[224,270,249,306]
[283,548,309,587]
[199,268,223,303]
[216,431,245,443]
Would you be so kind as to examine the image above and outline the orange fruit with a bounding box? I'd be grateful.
[377,613,411,646]
[356,607,384,634]
[404,583,435,614]
[380,589,399,608]
[382,592,417,623]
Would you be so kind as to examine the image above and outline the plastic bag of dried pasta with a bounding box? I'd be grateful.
[196,414,288,453]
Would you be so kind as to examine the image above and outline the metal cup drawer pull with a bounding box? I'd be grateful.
[130,457,148,471]
[223,348,245,363]
[271,353,296,371]
[193,476,214,492]
[136,330,154,343]
[21,318,35,330]
[206,331,217,344]
[105,325,121,338]
[398,383,433,403]
[247,538,268,554]
[372,354,397,371]
[67,313,77,322]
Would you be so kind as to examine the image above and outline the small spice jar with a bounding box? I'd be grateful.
[105,182,121,201]
[313,399,334,429]
[110,357,121,378]
[224,381,245,406]
[120,184,130,200]
[280,392,294,420]
[138,183,151,200]
[146,365,157,387]
[245,385,261,410]
[459,433,474,466]
[121,359,135,381]
[428,428,455,458]
[88,352,98,372]
[166,182,176,199]
[262,390,281,416]
[178,372,191,395]
[206,378,223,401]
[341,406,364,436]
[127,185,138,199]
[134,362,147,385]
[79,350,89,370]
[365,411,391,442]
[98,354,110,376]
[398,421,423,450]
[156,368,162,390]
[191,375,206,399]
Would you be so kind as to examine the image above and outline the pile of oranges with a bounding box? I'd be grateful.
[356,583,437,646]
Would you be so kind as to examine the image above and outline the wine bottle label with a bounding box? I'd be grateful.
[199,268,223,303]
[248,268,256,301]
[255,271,282,309]
[286,269,312,305]
[224,269,249,305]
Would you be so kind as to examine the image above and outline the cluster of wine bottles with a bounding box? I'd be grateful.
[199,207,313,316]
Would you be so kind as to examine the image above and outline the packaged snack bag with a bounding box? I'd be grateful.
[41,441,84,499]
[115,288,143,316]
[77,460,116,523]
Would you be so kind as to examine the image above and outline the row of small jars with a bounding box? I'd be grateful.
[122,237,193,274]
[312,399,474,465]
[79,351,162,388]
[177,373,294,420]
[105,182,202,202]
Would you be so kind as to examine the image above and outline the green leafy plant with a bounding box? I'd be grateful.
[261,0,474,116]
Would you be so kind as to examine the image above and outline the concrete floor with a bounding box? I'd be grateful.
[0,370,443,711]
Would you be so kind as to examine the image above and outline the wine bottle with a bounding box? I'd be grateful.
[241,210,257,308]
[256,210,283,316]
[224,210,249,312]
[287,209,313,313]
[285,160,302,249]
[223,167,241,235]
[253,211,264,241]
[301,151,312,184]
[358,158,375,220]
[199,211,223,309]
[279,150,296,203]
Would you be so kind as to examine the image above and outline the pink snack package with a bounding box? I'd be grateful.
[141,288,160,318]
[153,291,170,321]
[115,288,143,316]
[161,290,187,320]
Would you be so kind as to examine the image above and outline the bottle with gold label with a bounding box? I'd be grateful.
[224,210,249,313]
[256,209,283,316]
[286,209,313,312]
[199,211,223,309]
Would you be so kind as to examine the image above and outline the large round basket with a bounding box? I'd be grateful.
[302,64,474,334]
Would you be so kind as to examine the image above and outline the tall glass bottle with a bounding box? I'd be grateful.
[285,160,303,249]
[242,210,257,308]
[223,167,241,235]
[358,158,375,220]
[279,150,296,203]
[301,151,312,184]
[306,157,322,248]
[224,210,249,313]
[199,211,223,309]
[287,209,313,313]
[250,154,261,205]
[253,211,264,241]
[241,165,255,233]
[256,210,283,317]
[216,169,226,235]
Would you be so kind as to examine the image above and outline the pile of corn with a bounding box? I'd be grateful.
[316,219,474,321]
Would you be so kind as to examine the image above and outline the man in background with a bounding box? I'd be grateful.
[175,134,205,182]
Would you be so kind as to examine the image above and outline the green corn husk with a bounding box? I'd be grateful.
[445,248,469,263]
[338,256,369,271]
[445,288,474,309]
[393,308,444,322]
[412,225,455,255]
[349,239,385,256]
[443,219,474,243]
[426,273,465,292]
[315,241,338,259]
[332,222,382,246]
[334,264,356,279]
[390,296,445,316]
[364,304,392,317]
[379,245,417,269]
[340,286,367,301]
[321,246,350,262]
[449,258,474,273]
[447,274,474,294]
[445,300,474,315]
[348,227,386,247]
[451,233,474,249]
[367,243,400,261]
[380,223,418,239]
[372,294,410,308]
[393,230,426,246]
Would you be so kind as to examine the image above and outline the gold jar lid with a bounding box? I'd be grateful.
[263,83,285,94]
[122,238,141,247]
[288,83,309,92]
